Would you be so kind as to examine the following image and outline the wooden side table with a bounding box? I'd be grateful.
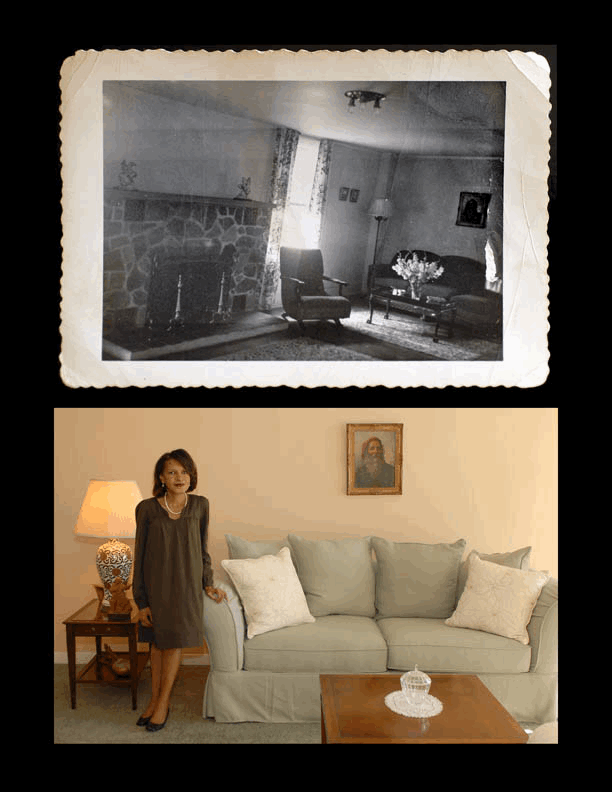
[63,599,150,710]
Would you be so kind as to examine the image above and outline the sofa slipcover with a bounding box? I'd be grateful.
[203,537,558,727]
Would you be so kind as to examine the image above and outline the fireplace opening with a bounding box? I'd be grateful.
[145,252,232,332]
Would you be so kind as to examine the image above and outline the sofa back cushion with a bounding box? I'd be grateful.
[436,256,487,295]
[226,534,290,560]
[372,536,466,618]
[288,535,376,617]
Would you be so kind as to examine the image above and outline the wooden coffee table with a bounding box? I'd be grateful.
[320,674,528,744]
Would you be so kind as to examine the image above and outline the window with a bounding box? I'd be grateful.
[281,135,320,249]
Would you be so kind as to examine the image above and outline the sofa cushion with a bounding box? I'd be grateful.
[244,615,388,673]
[225,534,290,560]
[446,555,549,645]
[372,536,466,618]
[378,617,531,674]
[287,535,375,617]
[221,547,315,639]
[451,293,501,326]
[456,547,532,603]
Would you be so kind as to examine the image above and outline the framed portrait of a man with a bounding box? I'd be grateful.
[347,423,403,495]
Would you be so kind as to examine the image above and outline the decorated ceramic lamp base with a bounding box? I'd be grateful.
[96,538,133,609]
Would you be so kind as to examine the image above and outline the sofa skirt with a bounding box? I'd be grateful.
[203,668,557,727]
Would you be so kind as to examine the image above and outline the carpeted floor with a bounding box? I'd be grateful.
[103,299,501,362]
[54,665,321,744]
[344,304,501,361]
[217,335,376,361]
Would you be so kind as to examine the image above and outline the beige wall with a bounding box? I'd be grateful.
[54,407,557,654]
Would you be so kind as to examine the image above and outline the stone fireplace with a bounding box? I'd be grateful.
[103,188,273,334]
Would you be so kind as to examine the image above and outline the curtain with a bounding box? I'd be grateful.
[485,230,503,293]
[260,127,300,310]
[308,139,332,248]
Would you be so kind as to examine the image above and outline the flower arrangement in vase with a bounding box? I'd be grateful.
[392,252,444,300]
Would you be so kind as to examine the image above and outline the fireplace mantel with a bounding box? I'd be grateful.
[106,187,274,209]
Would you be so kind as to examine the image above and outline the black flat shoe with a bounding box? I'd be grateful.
[136,715,151,727]
[146,708,170,732]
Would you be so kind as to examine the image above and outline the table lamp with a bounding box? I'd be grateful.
[74,480,143,611]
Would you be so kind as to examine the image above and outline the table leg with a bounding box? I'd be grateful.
[367,293,374,324]
[66,626,77,709]
[321,709,327,744]
[384,298,391,320]
[129,632,139,710]
[95,635,103,680]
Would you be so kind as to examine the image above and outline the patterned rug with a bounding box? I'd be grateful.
[344,304,501,361]
[218,335,376,361]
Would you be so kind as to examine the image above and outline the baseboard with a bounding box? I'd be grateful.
[54,651,210,665]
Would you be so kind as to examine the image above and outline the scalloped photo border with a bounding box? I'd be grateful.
[59,48,551,388]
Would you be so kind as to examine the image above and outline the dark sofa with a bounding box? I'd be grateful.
[369,250,501,338]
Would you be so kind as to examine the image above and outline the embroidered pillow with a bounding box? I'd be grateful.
[445,555,549,644]
[221,547,315,639]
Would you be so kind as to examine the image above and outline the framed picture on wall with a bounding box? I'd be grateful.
[339,187,349,201]
[456,191,491,228]
[347,423,403,496]
[350,189,360,203]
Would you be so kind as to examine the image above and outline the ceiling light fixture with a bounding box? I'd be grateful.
[345,90,386,115]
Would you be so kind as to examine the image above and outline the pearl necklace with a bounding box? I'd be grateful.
[165,492,188,515]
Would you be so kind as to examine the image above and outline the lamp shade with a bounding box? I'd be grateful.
[368,198,393,219]
[74,480,142,540]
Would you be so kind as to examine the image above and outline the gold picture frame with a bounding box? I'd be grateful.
[347,423,403,495]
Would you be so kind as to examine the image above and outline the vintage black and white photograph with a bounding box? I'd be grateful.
[101,79,505,364]
[60,48,552,388]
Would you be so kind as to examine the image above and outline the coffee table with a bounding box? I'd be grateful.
[320,674,528,744]
[367,287,456,343]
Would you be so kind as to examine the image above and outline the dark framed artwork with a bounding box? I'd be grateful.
[350,188,360,203]
[456,191,491,228]
[339,187,349,201]
[347,423,403,496]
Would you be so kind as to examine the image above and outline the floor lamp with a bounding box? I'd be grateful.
[368,198,393,290]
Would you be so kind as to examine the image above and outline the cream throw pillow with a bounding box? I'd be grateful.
[445,555,549,644]
[221,547,315,639]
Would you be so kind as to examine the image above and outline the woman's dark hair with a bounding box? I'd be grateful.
[152,448,198,496]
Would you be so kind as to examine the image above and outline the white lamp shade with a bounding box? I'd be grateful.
[368,198,393,218]
[74,480,142,539]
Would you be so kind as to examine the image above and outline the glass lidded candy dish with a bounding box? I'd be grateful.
[400,665,431,707]
[384,664,443,719]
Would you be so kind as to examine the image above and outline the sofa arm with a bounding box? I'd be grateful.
[203,580,245,671]
[527,578,558,673]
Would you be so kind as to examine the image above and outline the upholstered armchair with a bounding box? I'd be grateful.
[280,247,351,333]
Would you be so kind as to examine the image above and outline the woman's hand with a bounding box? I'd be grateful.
[138,606,153,627]
[205,586,227,604]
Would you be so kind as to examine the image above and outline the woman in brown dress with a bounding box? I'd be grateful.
[132,449,226,732]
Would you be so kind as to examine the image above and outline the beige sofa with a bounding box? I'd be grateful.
[202,535,557,728]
